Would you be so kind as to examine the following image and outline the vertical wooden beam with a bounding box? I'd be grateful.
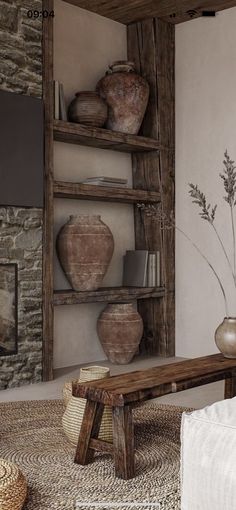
[128,19,175,356]
[42,0,54,380]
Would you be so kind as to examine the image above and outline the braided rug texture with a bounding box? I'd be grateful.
[0,400,190,510]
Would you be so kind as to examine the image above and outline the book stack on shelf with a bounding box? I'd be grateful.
[54,80,67,121]
[81,176,128,188]
[123,250,160,288]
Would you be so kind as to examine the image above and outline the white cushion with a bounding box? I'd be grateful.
[181,397,236,510]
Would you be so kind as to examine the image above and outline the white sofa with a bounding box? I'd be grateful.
[181,397,236,510]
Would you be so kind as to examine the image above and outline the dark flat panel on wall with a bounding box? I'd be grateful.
[0,90,43,207]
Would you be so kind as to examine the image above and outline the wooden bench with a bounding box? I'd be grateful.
[72,353,236,479]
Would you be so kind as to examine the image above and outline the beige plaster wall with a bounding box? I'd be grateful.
[176,7,236,358]
[53,0,134,368]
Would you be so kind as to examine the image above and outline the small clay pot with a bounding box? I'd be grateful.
[68,91,108,127]
[97,302,143,364]
[56,215,114,291]
[96,60,149,134]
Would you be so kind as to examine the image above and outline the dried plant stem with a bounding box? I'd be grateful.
[176,226,229,317]
[212,224,236,287]
[230,205,236,277]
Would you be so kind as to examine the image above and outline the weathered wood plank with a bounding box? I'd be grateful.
[54,120,162,153]
[128,19,175,357]
[42,0,54,381]
[54,181,161,204]
[74,400,104,464]
[73,354,236,406]
[112,406,134,479]
[53,287,165,305]
[89,438,113,454]
[62,0,236,24]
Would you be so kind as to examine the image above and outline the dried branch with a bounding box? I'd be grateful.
[137,203,229,316]
[220,150,236,276]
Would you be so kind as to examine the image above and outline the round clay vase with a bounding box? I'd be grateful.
[97,302,143,364]
[56,215,114,291]
[96,60,149,134]
[68,91,108,127]
[215,317,236,358]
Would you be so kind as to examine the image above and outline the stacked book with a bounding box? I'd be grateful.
[123,250,161,287]
[54,80,67,121]
[81,176,128,188]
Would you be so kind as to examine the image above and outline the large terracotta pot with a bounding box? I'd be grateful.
[96,60,149,134]
[56,215,114,291]
[68,91,108,127]
[215,317,236,358]
[97,302,143,364]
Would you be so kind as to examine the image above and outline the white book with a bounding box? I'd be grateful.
[156,251,161,287]
[82,180,128,188]
[59,82,67,121]
[147,252,156,287]
[54,80,60,120]
[84,176,127,184]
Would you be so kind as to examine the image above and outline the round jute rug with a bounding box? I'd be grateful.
[0,400,191,510]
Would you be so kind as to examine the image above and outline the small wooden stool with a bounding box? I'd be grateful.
[73,354,236,480]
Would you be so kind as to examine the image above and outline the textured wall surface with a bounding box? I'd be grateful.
[176,7,236,358]
[0,0,43,388]
[0,208,43,389]
[0,0,42,97]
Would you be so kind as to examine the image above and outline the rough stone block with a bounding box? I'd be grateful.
[0,236,14,248]
[23,216,42,230]
[15,228,42,249]
[21,24,42,43]
[0,3,18,33]
[0,59,18,76]
[0,47,26,67]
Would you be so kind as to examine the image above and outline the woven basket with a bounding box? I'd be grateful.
[0,459,27,510]
[62,366,113,444]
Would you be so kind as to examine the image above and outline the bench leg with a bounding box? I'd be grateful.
[74,399,104,465]
[225,372,236,399]
[112,405,135,480]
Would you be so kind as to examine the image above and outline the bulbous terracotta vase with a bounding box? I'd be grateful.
[96,60,149,134]
[97,302,143,364]
[56,215,114,291]
[215,317,236,358]
[68,91,108,127]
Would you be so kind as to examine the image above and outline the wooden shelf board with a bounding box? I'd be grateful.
[53,287,165,305]
[53,181,161,204]
[63,0,236,25]
[53,120,161,153]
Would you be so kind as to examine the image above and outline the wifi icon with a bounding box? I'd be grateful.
[186,9,198,18]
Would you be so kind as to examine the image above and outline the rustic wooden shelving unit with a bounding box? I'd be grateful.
[54,120,163,152]
[53,181,161,204]
[42,0,175,380]
[54,287,166,306]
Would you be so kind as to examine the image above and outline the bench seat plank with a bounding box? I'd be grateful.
[72,354,236,406]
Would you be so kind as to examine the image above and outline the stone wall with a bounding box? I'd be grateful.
[0,208,43,389]
[0,0,43,388]
[0,0,42,97]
